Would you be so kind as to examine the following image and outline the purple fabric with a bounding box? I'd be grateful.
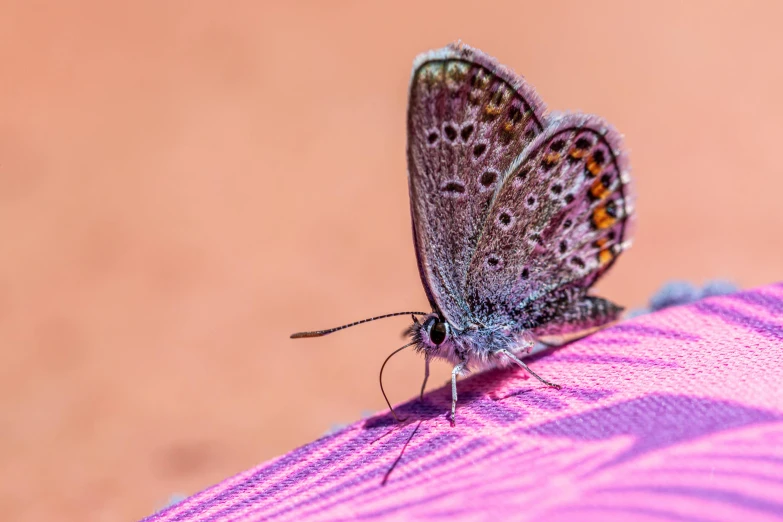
[144,283,783,521]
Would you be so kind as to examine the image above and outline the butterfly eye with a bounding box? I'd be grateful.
[430,321,448,345]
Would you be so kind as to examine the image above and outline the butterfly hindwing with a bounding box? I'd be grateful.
[465,114,633,331]
[529,295,624,339]
[407,42,547,329]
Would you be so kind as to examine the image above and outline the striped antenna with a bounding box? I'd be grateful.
[290,311,429,339]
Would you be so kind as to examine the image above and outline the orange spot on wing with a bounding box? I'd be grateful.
[503,121,515,132]
[485,105,503,116]
[570,148,588,160]
[592,205,616,229]
[586,158,602,176]
[590,178,612,200]
[543,152,561,166]
[598,247,614,265]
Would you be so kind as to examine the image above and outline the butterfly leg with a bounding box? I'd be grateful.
[450,360,467,426]
[499,349,561,389]
[420,354,431,401]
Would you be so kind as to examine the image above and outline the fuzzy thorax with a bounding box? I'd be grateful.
[407,313,536,371]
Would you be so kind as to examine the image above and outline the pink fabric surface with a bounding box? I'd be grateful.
[144,283,783,522]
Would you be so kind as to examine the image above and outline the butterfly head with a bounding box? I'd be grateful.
[411,313,453,350]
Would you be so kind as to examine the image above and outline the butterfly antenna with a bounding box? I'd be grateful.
[290,312,429,339]
[379,341,416,423]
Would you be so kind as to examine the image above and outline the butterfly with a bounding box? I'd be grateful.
[292,42,633,425]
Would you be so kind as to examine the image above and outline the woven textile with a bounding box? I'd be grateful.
[144,283,783,521]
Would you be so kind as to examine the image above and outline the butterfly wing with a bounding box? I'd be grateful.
[465,113,633,334]
[407,42,547,329]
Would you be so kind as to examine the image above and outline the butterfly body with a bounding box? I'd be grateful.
[409,312,533,369]
[293,42,633,424]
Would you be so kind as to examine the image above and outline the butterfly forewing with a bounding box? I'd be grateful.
[465,114,633,331]
[407,43,547,329]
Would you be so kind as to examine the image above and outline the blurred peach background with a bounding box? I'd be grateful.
[2,1,782,520]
